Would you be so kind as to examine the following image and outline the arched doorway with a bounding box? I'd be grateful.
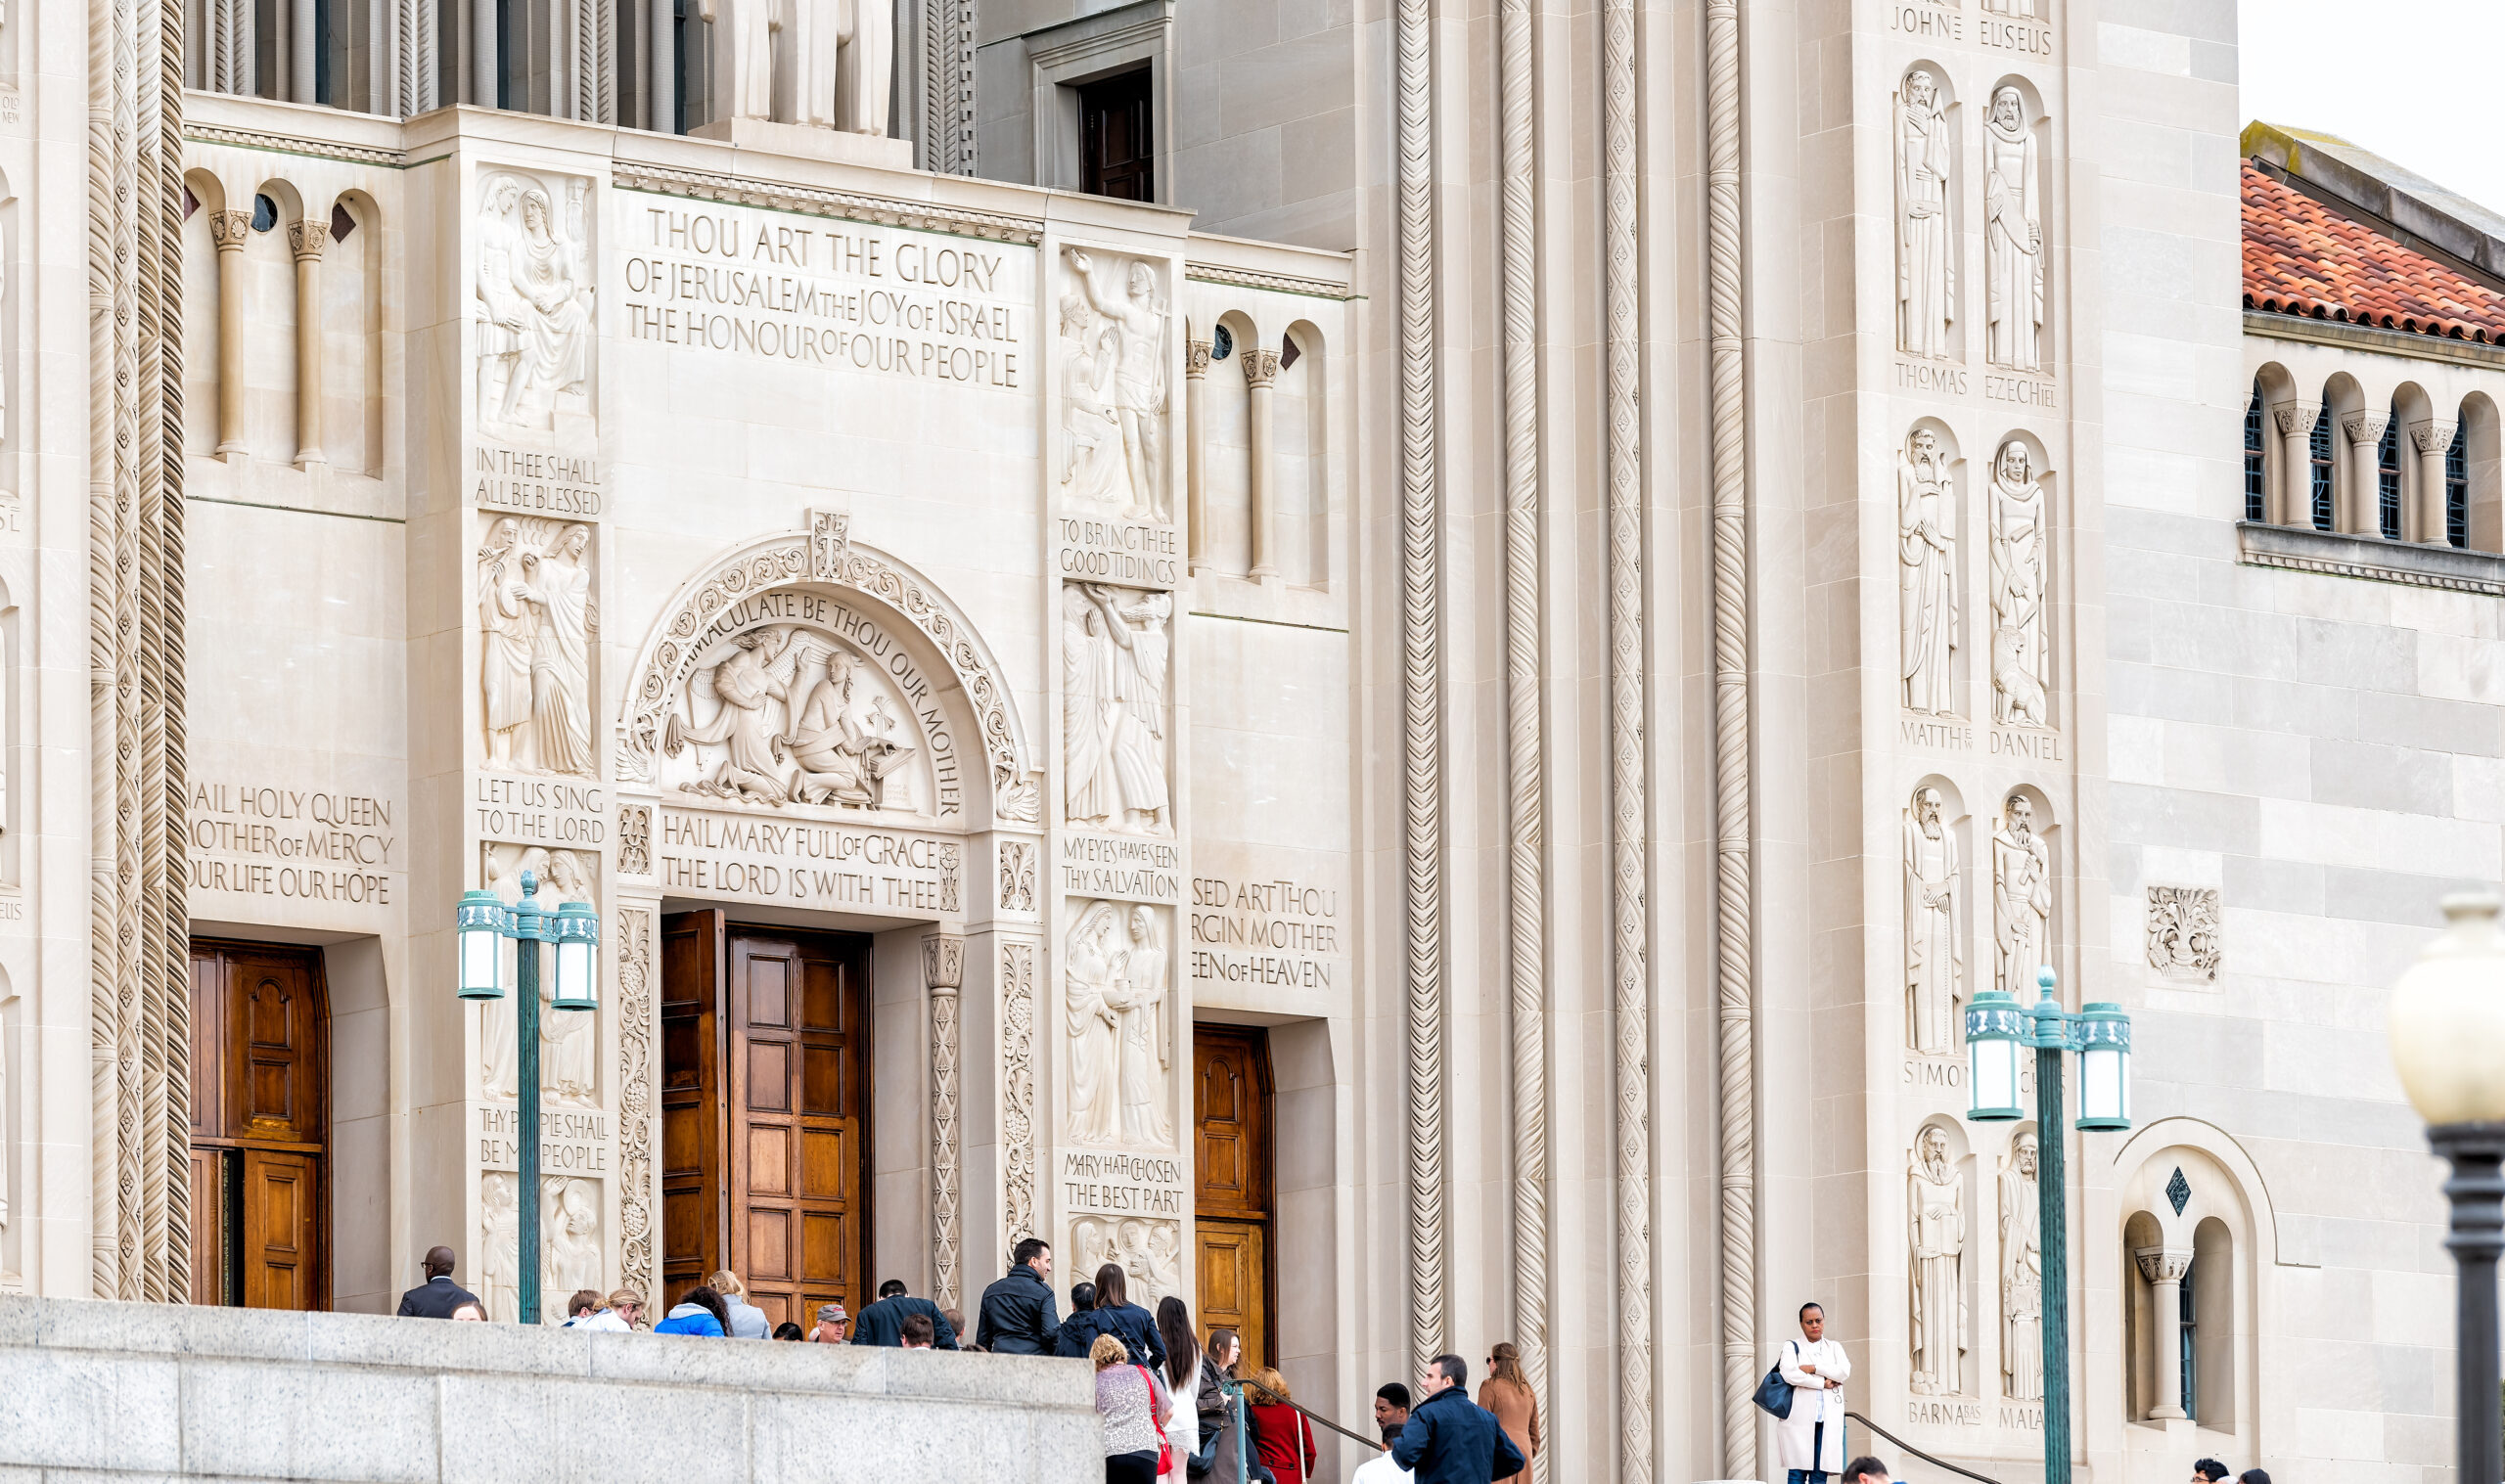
[187,940,330,1310]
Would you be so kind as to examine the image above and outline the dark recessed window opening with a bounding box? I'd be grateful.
[1078,68,1154,202]
[2243,382,2266,521]
[2448,422,2471,549]
[2377,410,2402,540]
[251,194,279,233]
[2308,401,2334,531]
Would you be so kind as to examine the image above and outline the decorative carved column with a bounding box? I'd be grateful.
[925,932,965,1309]
[209,210,250,461]
[288,218,328,470]
[1185,338,1211,573]
[1243,346,1280,581]
[2273,403,2316,529]
[2343,411,2389,536]
[2134,1245,2194,1419]
[999,938,1037,1248]
[2415,420,2458,545]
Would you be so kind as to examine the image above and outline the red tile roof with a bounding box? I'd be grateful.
[2243,159,2505,343]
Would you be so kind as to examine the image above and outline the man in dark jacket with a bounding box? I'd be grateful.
[394,1246,482,1318]
[1391,1355,1525,1484]
[976,1237,1060,1354]
[849,1279,961,1349]
[1050,1267,1166,1369]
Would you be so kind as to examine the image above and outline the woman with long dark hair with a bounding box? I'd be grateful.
[1084,1262,1168,1371]
[1198,1327,1252,1484]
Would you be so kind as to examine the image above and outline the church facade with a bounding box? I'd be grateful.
[0,0,2479,1482]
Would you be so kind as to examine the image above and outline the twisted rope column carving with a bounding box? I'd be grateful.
[152,0,192,1304]
[1000,940,1037,1245]
[87,0,121,1300]
[924,934,965,1308]
[1395,0,1445,1377]
[616,909,658,1303]
[1705,0,1759,1474]
[111,0,146,1300]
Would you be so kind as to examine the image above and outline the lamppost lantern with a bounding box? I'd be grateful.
[457,891,506,1001]
[2074,1002,2132,1131]
[550,900,601,1012]
[1964,988,2027,1121]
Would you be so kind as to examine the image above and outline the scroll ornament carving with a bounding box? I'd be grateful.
[616,908,657,1305]
[1988,442,2049,728]
[1908,1125,1967,1395]
[2000,1133,2042,1401]
[1898,67,1954,359]
[480,847,599,1103]
[617,805,652,877]
[479,516,596,778]
[702,0,889,132]
[999,839,1036,914]
[1001,940,1038,1243]
[475,172,594,431]
[1991,793,2051,1001]
[1983,87,2043,371]
[1064,584,1171,835]
[1059,247,1170,521]
[2146,885,2220,984]
[1900,429,1957,715]
[1072,1215,1181,1312]
[1905,787,1962,1055]
[1064,902,1172,1147]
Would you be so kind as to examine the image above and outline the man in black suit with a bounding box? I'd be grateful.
[848,1278,959,1349]
[395,1245,483,1318]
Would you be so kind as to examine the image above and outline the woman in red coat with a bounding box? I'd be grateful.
[1245,1366,1318,1484]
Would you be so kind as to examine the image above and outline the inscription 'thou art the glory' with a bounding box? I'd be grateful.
[623,206,1025,384]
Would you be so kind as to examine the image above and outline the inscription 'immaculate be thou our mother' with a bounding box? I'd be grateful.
[621,206,1027,384]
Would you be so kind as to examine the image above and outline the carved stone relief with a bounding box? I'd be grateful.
[1904,787,1963,1055]
[1991,793,2050,1001]
[480,1171,521,1321]
[704,0,889,132]
[479,516,597,778]
[1908,1124,1967,1395]
[616,907,656,1305]
[1988,442,2049,727]
[1063,584,1171,834]
[2146,885,2221,984]
[925,933,964,1309]
[1001,939,1037,1244]
[543,1175,604,1316]
[1064,901,1172,1147]
[475,171,595,432]
[617,804,652,877]
[661,621,929,813]
[2000,1132,2042,1401]
[1072,1215,1181,1313]
[1983,86,2044,371]
[1900,429,1958,715]
[1059,247,1169,522]
[1000,839,1036,914]
[478,846,599,1104]
[1897,67,1955,359]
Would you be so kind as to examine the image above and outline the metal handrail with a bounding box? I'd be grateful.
[1844,1411,2010,1484]
[1238,1375,1388,1456]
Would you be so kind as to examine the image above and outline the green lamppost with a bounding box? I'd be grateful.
[457,870,600,1325]
[1964,966,2132,1484]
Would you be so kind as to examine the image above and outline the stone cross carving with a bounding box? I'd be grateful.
[1908,1125,1967,1395]
[1062,583,1171,834]
[1905,786,1962,1055]
[1899,428,1957,715]
[1991,792,2051,1000]
[808,509,851,582]
[1063,901,1173,1147]
[1897,67,1954,358]
[1988,441,2049,727]
[1983,86,2043,370]
[2000,1133,2043,1400]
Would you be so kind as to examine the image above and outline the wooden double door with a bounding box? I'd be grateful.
[662,914,873,1328]
[1194,1023,1274,1367]
[187,940,329,1310]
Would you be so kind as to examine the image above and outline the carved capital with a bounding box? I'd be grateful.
[922,932,965,993]
[1241,347,1281,389]
[1186,339,1213,379]
[2272,403,2317,437]
[286,219,329,262]
[2415,420,2460,455]
[2342,410,2390,445]
[207,209,252,250]
[2133,1245,2193,1284]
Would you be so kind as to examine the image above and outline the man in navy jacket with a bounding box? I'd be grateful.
[1391,1355,1526,1484]
[394,1246,482,1319]
[976,1237,1060,1354]
[849,1278,960,1349]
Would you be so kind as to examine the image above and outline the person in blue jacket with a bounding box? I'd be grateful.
[1053,1262,1166,1370]
[653,1284,730,1336]
[1391,1354,1525,1484]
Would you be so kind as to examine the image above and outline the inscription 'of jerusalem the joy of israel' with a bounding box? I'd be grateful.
[622,206,1026,382]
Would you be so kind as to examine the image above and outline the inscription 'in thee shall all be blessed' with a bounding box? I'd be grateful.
[623,208,1025,384]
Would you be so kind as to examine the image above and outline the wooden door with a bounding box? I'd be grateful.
[1193,1024,1273,1366]
[660,910,727,1304]
[1079,68,1156,202]
[187,941,328,1311]
[727,929,870,1329]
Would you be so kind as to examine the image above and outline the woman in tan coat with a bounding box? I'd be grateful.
[1478,1342,1542,1483]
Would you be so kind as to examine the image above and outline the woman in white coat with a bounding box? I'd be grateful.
[1778,1302,1852,1484]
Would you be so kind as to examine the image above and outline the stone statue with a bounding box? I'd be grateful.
[2001,1133,2044,1400]
[542,1177,604,1319]
[480,1172,521,1322]
[479,517,538,773]
[1108,906,1172,1145]
[1905,787,1962,1056]
[699,0,774,120]
[833,0,891,136]
[1064,901,1126,1144]
[476,176,593,429]
[1899,428,1957,715]
[669,629,799,805]
[1063,584,1171,834]
[1063,249,1169,521]
[527,522,594,778]
[1061,293,1124,507]
[706,0,889,134]
[1992,793,2051,1001]
[777,644,915,808]
[1989,441,2049,727]
[1897,67,1955,359]
[1908,1124,1967,1395]
[1984,87,2044,371]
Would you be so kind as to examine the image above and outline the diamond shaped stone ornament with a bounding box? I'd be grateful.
[2166,1166,2191,1216]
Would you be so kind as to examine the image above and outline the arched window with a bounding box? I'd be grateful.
[2309,400,2336,530]
[2243,384,2267,521]
[2448,423,2470,549]
[2177,1259,2198,1418]
[2378,411,2403,539]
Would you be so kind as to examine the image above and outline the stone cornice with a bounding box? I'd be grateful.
[2246,306,2505,373]
[2238,519,2505,595]
[1184,261,1356,300]
[611,162,1042,244]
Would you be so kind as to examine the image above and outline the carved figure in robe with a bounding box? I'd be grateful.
[1060,293,1122,505]
[2001,1133,2044,1400]
[668,629,799,805]
[1099,586,1171,832]
[495,190,595,427]
[1908,1125,1967,1395]
[1898,67,1954,359]
[1064,902,1126,1145]
[778,645,914,808]
[1984,87,2044,370]
[479,845,552,1099]
[832,0,891,136]
[539,850,599,1102]
[480,1173,521,1322]
[1063,586,1119,828]
[544,1178,604,1318]
[1065,249,1168,520]
[475,176,527,425]
[1905,787,1963,1055]
[1992,793,2052,1000]
[1106,907,1173,1145]
[479,518,539,772]
[1989,441,2049,727]
[1900,428,1958,715]
[1117,1219,1179,1311]
[699,0,775,120]
[527,523,594,778]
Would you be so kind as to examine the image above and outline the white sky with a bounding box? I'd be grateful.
[2239,0,2505,216]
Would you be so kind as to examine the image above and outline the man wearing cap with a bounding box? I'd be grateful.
[810,1302,850,1343]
